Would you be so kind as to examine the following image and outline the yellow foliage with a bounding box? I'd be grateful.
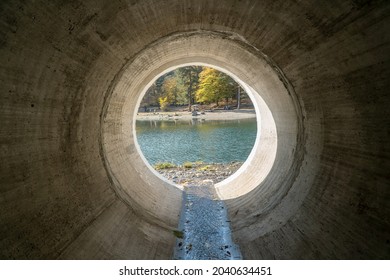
[158,96,170,111]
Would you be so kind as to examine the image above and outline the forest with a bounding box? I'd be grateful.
[140,66,252,111]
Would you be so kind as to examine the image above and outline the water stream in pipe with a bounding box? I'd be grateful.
[173,180,242,260]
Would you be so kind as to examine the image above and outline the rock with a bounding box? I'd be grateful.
[154,162,243,185]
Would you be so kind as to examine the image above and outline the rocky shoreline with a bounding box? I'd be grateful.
[156,161,243,185]
[137,109,256,121]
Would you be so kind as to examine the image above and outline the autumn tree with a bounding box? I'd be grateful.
[140,65,252,111]
[196,67,236,106]
[165,73,187,106]
[141,72,172,109]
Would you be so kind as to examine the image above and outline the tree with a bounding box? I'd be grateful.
[158,96,170,111]
[141,71,173,108]
[196,67,236,106]
[140,65,253,111]
[236,85,241,109]
[218,70,236,105]
[177,66,202,111]
[161,73,188,106]
[195,67,218,104]
[161,76,176,105]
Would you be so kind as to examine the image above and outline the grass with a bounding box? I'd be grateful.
[154,161,217,170]
[198,165,214,171]
[172,230,184,239]
[154,162,177,170]
[183,162,193,168]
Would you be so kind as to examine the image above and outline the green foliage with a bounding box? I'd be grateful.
[140,65,251,110]
[154,71,189,110]
[177,66,203,110]
[154,162,177,170]
[198,165,214,171]
[183,161,193,168]
[143,72,173,107]
[161,75,187,106]
[172,230,184,239]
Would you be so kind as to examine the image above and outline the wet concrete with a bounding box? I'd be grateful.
[174,180,242,260]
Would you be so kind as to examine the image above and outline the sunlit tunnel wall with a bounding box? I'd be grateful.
[0,0,389,259]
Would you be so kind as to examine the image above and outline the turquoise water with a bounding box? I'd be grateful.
[135,118,257,165]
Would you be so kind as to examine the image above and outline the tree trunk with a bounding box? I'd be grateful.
[187,87,192,111]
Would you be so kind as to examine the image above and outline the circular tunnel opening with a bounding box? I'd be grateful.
[101,30,308,239]
[134,65,260,187]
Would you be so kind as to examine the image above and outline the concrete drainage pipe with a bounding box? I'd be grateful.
[0,0,388,259]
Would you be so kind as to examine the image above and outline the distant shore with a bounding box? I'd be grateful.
[136,109,256,121]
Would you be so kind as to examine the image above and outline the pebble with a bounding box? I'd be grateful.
[157,162,243,185]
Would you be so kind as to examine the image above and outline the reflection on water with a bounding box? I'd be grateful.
[135,118,257,165]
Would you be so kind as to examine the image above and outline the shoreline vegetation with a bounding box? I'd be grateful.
[154,161,244,185]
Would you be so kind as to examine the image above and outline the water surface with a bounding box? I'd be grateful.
[135,118,257,165]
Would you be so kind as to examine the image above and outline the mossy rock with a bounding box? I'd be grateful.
[154,162,177,170]
[173,230,184,239]
[183,162,193,168]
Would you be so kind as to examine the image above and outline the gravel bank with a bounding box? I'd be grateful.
[136,109,256,121]
[156,162,243,185]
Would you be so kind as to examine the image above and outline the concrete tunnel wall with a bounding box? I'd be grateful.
[0,0,389,259]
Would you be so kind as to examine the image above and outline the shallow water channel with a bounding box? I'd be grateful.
[173,181,242,260]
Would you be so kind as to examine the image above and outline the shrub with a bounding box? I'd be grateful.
[183,162,193,168]
[198,165,215,171]
[158,96,170,111]
[154,162,176,170]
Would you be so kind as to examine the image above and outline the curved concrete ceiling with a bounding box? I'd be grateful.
[0,0,389,259]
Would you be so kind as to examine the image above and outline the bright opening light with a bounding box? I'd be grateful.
[135,65,258,186]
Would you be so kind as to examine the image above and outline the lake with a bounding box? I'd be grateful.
[135,118,257,165]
